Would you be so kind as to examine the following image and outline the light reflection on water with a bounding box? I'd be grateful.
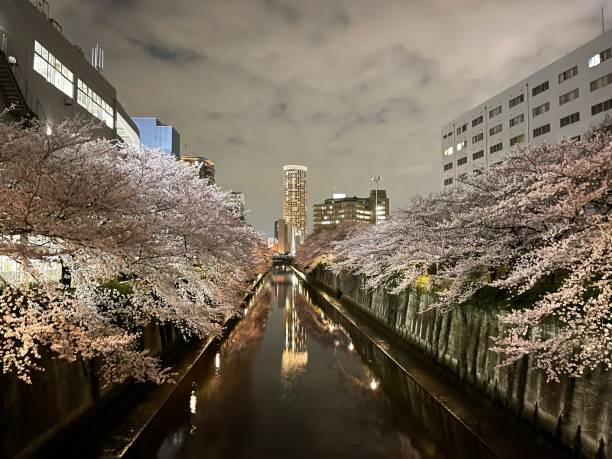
[128,267,495,459]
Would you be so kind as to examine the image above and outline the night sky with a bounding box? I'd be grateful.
[54,0,610,235]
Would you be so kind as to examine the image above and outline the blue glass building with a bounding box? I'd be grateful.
[132,117,180,159]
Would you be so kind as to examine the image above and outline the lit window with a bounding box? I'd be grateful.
[77,79,114,129]
[33,40,73,97]
[456,140,467,151]
[443,146,454,156]
[588,48,611,68]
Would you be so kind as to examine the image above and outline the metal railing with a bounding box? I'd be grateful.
[0,32,47,122]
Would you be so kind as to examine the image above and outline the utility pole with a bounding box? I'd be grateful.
[370,176,381,225]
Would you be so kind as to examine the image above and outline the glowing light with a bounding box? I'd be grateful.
[45,125,52,136]
[189,389,197,414]
[369,378,379,391]
[328,324,335,333]
[348,342,354,352]
[214,353,221,371]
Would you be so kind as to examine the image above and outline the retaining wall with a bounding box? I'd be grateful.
[312,266,611,458]
[0,322,184,458]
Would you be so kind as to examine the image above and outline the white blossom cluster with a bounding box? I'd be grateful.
[0,118,269,384]
[299,128,611,381]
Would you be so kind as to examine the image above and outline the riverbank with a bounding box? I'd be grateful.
[294,267,573,459]
[4,272,267,458]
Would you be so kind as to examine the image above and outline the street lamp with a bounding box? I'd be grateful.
[370,176,381,225]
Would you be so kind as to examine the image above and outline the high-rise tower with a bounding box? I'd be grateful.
[282,165,307,246]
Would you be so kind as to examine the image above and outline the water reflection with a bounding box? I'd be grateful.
[128,267,496,459]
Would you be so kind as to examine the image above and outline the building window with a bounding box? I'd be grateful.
[462,124,467,132]
[443,146,454,156]
[472,132,483,143]
[509,113,525,127]
[531,81,549,97]
[472,150,484,160]
[444,178,453,186]
[489,124,502,136]
[558,65,578,83]
[559,88,579,106]
[560,111,580,127]
[532,102,550,117]
[510,133,525,146]
[456,140,467,151]
[443,162,453,171]
[591,97,612,115]
[490,142,503,154]
[509,94,524,108]
[590,72,612,92]
[472,115,483,127]
[533,123,550,138]
[457,156,467,165]
[33,40,73,98]
[489,105,502,118]
[588,48,611,68]
[77,79,114,129]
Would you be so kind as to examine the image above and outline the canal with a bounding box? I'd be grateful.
[127,266,505,459]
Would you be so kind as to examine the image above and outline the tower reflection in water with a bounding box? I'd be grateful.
[271,268,308,399]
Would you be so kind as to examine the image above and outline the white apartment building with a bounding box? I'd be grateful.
[441,29,612,187]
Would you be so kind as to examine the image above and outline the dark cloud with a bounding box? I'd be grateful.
[125,36,203,64]
[262,0,300,24]
[269,101,288,117]
[52,0,609,235]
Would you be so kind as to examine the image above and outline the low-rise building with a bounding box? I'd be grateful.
[132,117,180,159]
[180,156,215,182]
[312,191,389,229]
[0,0,139,145]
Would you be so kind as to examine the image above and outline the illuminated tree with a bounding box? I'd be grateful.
[0,118,268,383]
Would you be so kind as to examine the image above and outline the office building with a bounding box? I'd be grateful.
[229,191,245,221]
[282,165,307,244]
[180,156,215,183]
[0,0,140,145]
[132,117,180,159]
[313,190,389,230]
[442,29,612,187]
[274,219,293,253]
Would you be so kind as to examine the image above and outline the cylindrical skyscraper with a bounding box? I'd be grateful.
[282,165,307,247]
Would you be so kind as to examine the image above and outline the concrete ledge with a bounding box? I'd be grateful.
[294,267,569,459]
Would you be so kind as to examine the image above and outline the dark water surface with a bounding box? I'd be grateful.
[128,267,494,459]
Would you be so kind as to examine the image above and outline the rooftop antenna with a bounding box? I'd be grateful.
[91,44,104,71]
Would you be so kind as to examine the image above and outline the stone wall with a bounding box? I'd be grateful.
[312,267,611,458]
[0,322,184,458]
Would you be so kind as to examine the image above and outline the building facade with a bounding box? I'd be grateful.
[229,191,245,221]
[0,0,139,145]
[132,117,180,159]
[180,155,215,183]
[274,218,293,254]
[441,29,612,187]
[282,165,307,242]
[312,190,389,229]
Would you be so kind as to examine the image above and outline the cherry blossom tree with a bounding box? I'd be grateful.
[324,127,611,380]
[0,117,269,384]
[294,222,367,272]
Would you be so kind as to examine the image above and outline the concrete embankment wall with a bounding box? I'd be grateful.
[0,272,267,458]
[0,322,184,458]
[311,266,611,458]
